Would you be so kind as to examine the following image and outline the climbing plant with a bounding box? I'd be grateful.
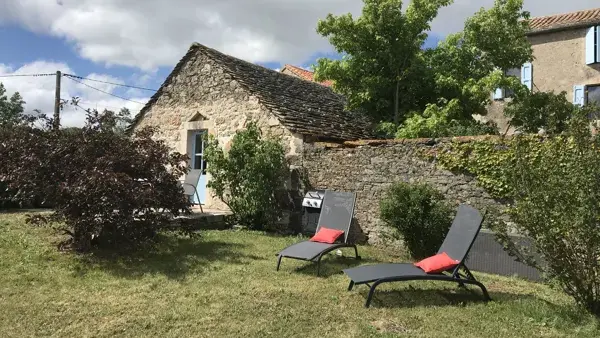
[424,135,546,199]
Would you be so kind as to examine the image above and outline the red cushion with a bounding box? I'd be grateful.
[310,227,344,244]
[414,252,460,274]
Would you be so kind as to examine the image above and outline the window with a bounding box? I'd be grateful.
[493,63,532,100]
[573,85,600,119]
[192,132,207,175]
[586,26,600,65]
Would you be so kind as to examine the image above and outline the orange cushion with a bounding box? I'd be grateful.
[310,227,344,244]
[414,252,460,274]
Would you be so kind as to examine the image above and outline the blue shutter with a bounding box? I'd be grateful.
[586,26,596,64]
[574,85,585,106]
[597,26,600,64]
[493,88,504,100]
[521,63,532,90]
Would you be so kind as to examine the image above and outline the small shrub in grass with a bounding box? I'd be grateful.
[379,181,453,260]
[204,121,290,231]
[494,111,600,316]
[0,110,192,252]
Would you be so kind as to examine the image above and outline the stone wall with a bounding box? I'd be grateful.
[302,138,506,245]
[134,48,303,209]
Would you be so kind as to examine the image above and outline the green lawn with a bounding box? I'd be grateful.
[0,213,598,337]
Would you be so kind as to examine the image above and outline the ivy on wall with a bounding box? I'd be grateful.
[420,136,545,199]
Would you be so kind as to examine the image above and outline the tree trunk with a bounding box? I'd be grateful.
[393,80,401,124]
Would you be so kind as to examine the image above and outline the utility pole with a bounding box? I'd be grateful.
[53,70,61,130]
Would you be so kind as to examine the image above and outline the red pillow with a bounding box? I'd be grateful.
[414,252,460,274]
[310,227,344,244]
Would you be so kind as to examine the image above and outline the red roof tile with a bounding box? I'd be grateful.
[281,64,333,87]
[528,8,600,34]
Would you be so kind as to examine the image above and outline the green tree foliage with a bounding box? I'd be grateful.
[204,122,290,231]
[379,181,453,259]
[314,0,533,137]
[0,82,37,127]
[503,90,598,134]
[0,110,192,252]
[396,99,498,138]
[314,0,451,123]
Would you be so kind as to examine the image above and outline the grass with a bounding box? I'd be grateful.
[0,213,599,337]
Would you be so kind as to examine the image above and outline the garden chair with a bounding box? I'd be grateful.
[180,169,204,213]
[343,204,490,308]
[276,190,361,276]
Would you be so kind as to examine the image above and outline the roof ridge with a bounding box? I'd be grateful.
[529,7,600,21]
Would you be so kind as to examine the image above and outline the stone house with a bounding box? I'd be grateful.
[487,7,600,133]
[129,42,373,210]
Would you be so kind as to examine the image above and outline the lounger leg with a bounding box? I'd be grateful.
[353,245,361,260]
[365,280,382,308]
[461,279,492,301]
[316,256,322,277]
[276,255,283,271]
[348,281,355,291]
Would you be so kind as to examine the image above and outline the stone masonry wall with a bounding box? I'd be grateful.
[134,49,303,210]
[303,138,506,245]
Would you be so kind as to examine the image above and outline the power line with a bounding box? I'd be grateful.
[64,76,147,105]
[0,73,56,78]
[63,73,158,92]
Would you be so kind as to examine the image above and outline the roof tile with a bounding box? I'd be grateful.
[528,8,600,34]
[281,64,334,87]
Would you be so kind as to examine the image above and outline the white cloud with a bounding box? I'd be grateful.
[1,1,598,70]
[0,61,149,127]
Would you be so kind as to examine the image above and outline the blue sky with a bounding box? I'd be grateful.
[1,0,592,127]
[0,25,442,93]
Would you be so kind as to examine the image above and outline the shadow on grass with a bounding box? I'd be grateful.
[292,255,379,278]
[73,233,263,280]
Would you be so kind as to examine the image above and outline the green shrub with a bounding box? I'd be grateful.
[204,121,289,231]
[379,181,453,259]
[491,112,600,316]
[0,110,192,252]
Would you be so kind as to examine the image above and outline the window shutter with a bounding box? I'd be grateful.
[597,26,600,64]
[574,85,586,106]
[521,63,533,90]
[586,26,596,64]
[493,88,504,100]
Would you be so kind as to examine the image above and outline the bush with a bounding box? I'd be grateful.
[379,181,454,260]
[491,111,600,316]
[204,121,290,231]
[503,90,598,134]
[396,99,498,138]
[0,111,192,252]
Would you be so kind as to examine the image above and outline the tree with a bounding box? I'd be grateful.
[314,0,534,136]
[313,0,451,124]
[0,82,34,127]
[427,0,532,119]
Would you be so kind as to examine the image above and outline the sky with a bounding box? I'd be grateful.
[0,0,599,127]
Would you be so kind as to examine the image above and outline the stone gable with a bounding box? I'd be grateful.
[134,49,303,209]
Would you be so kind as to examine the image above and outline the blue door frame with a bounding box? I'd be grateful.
[191,130,207,205]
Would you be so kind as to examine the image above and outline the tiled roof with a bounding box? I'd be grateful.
[281,64,334,87]
[129,43,374,141]
[527,8,600,35]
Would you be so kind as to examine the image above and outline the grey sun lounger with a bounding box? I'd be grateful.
[276,190,361,276]
[343,204,490,308]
